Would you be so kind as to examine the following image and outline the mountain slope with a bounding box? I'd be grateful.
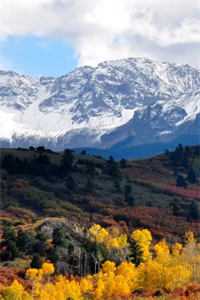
[0,58,200,155]
[0,146,200,238]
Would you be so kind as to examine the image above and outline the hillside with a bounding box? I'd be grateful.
[0,146,200,299]
[0,145,200,240]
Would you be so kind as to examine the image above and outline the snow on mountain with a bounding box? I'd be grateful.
[0,57,200,150]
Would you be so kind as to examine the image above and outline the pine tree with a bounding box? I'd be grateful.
[124,184,134,205]
[188,201,200,221]
[129,239,143,266]
[187,168,197,184]
[31,254,43,268]
[53,227,67,247]
[61,149,74,174]
[176,175,187,188]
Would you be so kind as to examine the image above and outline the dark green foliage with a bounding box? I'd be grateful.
[29,146,35,151]
[37,146,45,153]
[86,163,96,177]
[53,227,67,247]
[1,225,18,261]
[106,156,121,178]
[4,240,19,260]
[114,179,121,193]
[61,149,74,174]
[120,158,127,169]
[176,175,187,188]
[31,254,43,268]
[187,168,197,184]
[36,154,50,165]
[129,239,143,266]
[170,201,181,217]
[170,144,188,167]
[124,184,135,205]
[169,145,200,186]
[2,155,22,175]
[84,177,94,193]
[48,248,59,263]
[3,225,16,241]
[33,240,48,256]
[33,232,49,256]
[114,214,129,222]
[188,201,200,221]
[17,230,36,253]
[2,152,57,177]
[65,175,76,192]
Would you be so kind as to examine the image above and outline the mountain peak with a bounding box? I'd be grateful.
[0,57,199,153]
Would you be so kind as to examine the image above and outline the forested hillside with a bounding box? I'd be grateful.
[0,145,199,299]
[0,145,200,237]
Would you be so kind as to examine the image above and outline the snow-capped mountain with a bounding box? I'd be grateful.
[0,58,200,156]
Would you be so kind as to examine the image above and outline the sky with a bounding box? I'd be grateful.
[1,0,200,76]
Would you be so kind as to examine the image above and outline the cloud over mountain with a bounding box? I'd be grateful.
[0,0,200,67]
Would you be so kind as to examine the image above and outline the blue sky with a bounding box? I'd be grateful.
[1,36,78,76]
[0,0,200,77]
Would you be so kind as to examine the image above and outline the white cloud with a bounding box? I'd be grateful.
[0,0,200,67]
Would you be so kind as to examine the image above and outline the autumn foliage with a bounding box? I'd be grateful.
[1,226,200,299]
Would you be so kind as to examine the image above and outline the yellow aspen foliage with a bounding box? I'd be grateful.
[185,231,196,244]
[89,224,109,244]
[62,279,83,300]
[89,224,128,250]
[102,261,116,273]
[25,269,38,280]
[94,277,105,300]
[131,229,152,261]
[137,260,164,290]
[154,239,170,260]
[172,242,183,256]
[105,234,128,250]
[165,264,192,291]
[2,280,32,300]
[116,261,138,290]
[110,274,131,298]
[0,227,199,300]
[80,276,93,294]
[41,262,55,276]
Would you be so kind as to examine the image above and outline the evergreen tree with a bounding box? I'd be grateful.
[17,230,35,254]
[65,175,76,192]
[124,184,134,205]
[37,146,45,153]
[129,239,143,266]
[188,201,200,221]
[31,254,43,268]
[86,163,96,177]
[48,247,59,263]
[187,168,197,184]
[61,149,74,174]
[114,179,121,193]
[170,201,181,217]
[120,158,127,169]
[176,175,187,188]
[5,240,19,260]
[107,156,121,178]
[53,227,67,247]
[85,177,94,193]
[3,224,16,241]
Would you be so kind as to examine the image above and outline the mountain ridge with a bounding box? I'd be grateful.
[0,57,200,157]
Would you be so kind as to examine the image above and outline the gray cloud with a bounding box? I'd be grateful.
[0,0,200,68]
